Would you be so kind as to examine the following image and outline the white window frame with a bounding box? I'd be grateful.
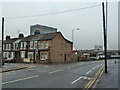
[40,53,48,60]
[34,41,38,49]
[40,41,44,49]
[6,44,8,50]
[30,41,33,49]
[9,44,11,50]
[46,41,49,48]
[16,43,18,49]
[13,43,15,50]
[23,42,26,49]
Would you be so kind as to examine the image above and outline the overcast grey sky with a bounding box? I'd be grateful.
[0,1,118,50]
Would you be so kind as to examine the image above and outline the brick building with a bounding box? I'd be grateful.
[3,30,73,63]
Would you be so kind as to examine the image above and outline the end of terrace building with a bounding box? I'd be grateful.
[3,30,74,63]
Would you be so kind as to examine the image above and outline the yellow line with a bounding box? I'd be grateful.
[83,66,104,90]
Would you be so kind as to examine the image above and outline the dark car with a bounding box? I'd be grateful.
[4,58,16,63]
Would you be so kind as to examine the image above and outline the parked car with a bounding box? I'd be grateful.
[4,58,16,63]
[90,56,97,60]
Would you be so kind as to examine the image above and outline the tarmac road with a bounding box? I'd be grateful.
[2,60,117,88]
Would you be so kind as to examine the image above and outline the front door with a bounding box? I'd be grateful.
[64,54,66,61]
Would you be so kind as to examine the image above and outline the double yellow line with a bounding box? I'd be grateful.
[83,66,105,90]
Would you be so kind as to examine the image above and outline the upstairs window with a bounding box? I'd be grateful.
[20,42,23,49]
[13,43,15,50]
[30,41,33,49]
[40,41,44,49]
[16,43,19,49]
[23,42,26,49]
[34,41,38,49]
[46,41,49,48]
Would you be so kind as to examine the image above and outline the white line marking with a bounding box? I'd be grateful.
[71,76,83,84]
[49,69,62,74]
[2,75,39,85]
[92,67,95,70]
[97,65,99,67]
[67,67,72,69]
[86,70,91,74]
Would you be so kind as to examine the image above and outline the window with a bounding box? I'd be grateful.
[34,41,38,49]
[30,41,33,49]
[60,54,63,59]
[46,41,48,48]
[9,44,11,50]
[20,42,23,49]
[6,44,8,50]
[40,53,48,60]
[40,41,44,49]
[64,44,67,49]
[68,54,70,57]
[28,52,33,59]
[7,44,10,50]
[16,43,18,49]
[20,51,25,58]
[13,43,15,50]
[23,42,26,49]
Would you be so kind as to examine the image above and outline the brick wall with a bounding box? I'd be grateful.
[49,33,73,63]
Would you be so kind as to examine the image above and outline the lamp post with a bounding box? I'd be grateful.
[72,28,79,50]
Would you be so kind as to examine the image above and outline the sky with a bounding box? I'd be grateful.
[0,0,118,50]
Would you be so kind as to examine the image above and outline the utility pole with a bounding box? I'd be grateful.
[102,2,107,73]
[1,17,4,67]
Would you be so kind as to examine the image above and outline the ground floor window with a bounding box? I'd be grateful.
[40,53,48,60]
[28,52,34,60]
[11,52,14,59]
[20,51,25,59]
[4,52,10,58]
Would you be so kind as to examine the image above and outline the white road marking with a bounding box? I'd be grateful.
[71,76,83,84]
[49,69,62,74]
[97,65,100,67]
[2,75,39,85]
[92,67,95,70]
[67,67,72,69]
[86,70,91,74]
[83,76,91,80]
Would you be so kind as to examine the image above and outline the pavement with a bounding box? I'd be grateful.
[1,63,37,73]
[93,59,119,89]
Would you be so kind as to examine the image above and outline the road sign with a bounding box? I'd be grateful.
[35,49,38,54]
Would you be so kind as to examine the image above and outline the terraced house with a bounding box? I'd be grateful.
[3,29,73,63]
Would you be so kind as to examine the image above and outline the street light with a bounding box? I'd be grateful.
[72,28,79,50]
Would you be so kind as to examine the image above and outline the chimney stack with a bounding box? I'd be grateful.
[18,33,24,39]
[6,36,11,40]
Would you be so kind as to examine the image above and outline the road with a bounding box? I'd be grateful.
[2,60,116,88]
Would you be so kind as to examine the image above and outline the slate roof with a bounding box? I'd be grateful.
[40,32,58,40]
[21,35,35,42]
[3,38,18,44]
[4,32,72,44]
